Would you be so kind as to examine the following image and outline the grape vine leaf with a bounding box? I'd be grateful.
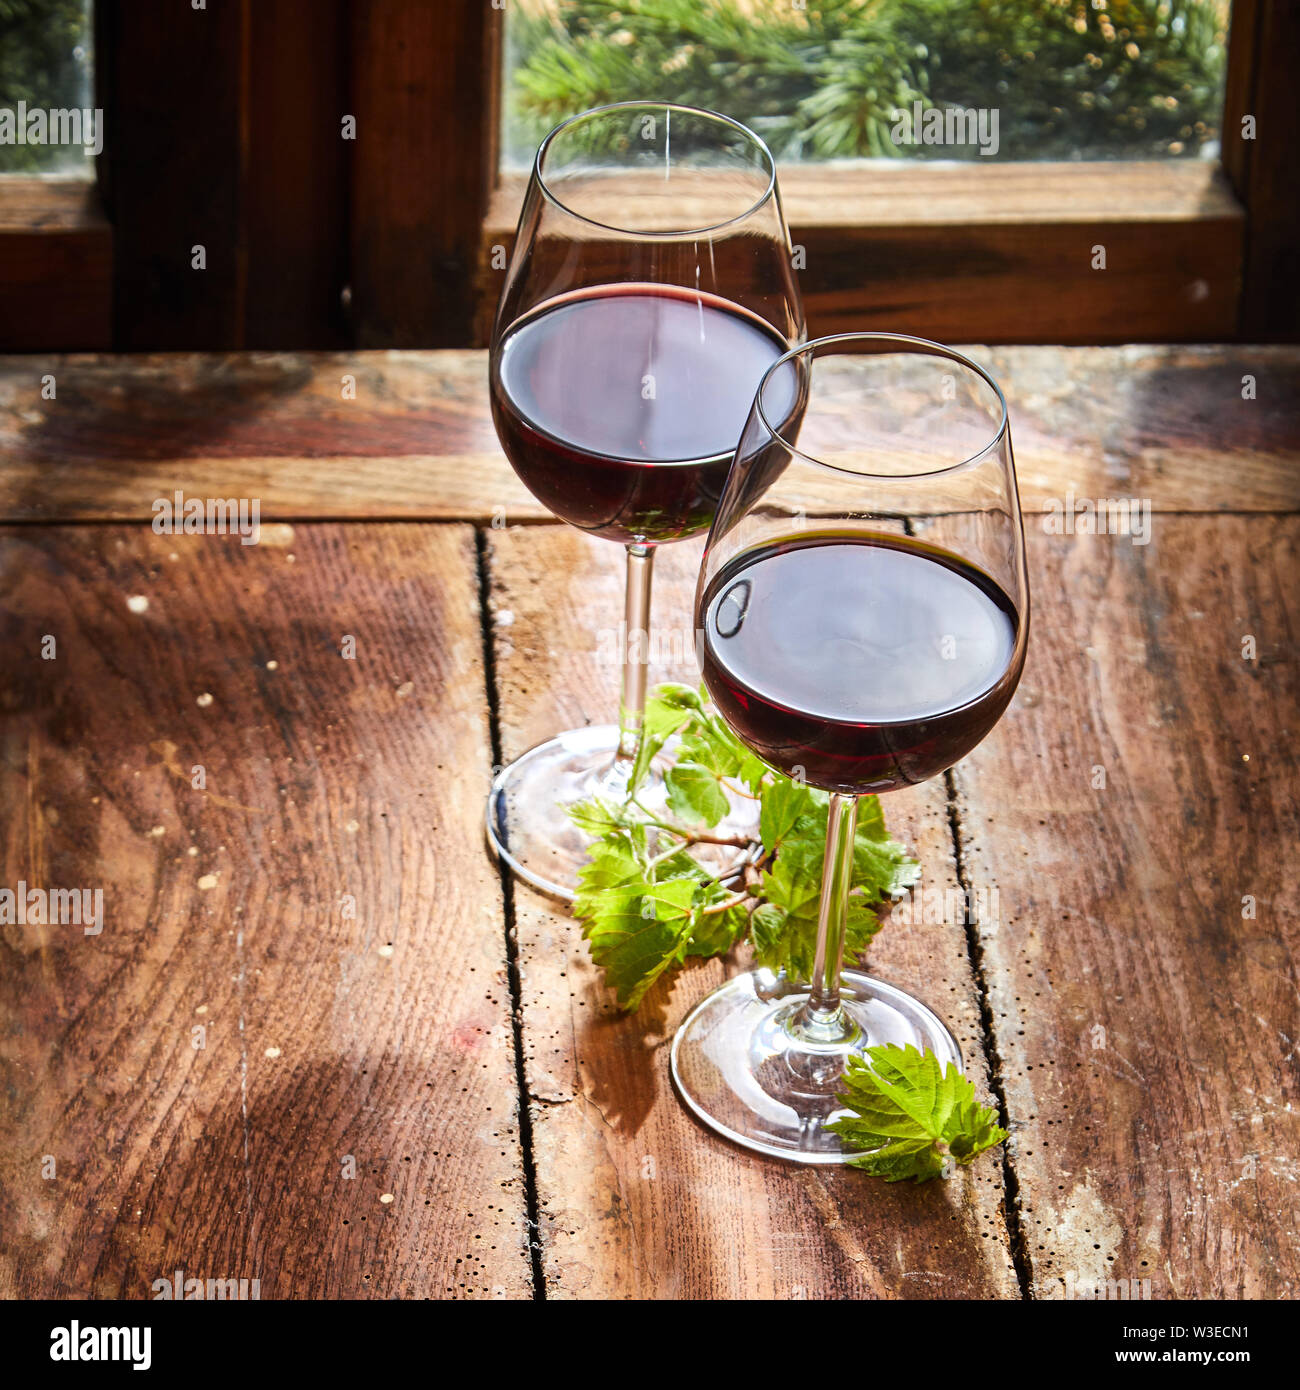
[829,1044,1009,1181]
[577,874,699,1011]
[568,683,920,1013]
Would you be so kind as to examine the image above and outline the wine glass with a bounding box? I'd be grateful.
[672,333,1029,1162]
[487,102,805,900]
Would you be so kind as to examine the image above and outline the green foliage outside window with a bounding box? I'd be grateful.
[504,0,1230,163]
[0,0,93,173]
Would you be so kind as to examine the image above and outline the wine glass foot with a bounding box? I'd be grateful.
[485,724,760,902]
[669,968,962,1163]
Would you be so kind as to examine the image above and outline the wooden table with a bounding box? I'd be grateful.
[0,345,1296,1300]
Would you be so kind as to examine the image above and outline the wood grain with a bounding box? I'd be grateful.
[1,342,1296,1300]
[484,525,1019,1299]
[0,346,1296,524]
[955,519,1300,1298]
[92,0,358,352]
[0,523,530,1298]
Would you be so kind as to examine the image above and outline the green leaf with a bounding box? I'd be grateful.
[677,726,740,778]
[759,777,816,855]
[758,853,820,915]
[579,876,698,1010]
[664,760,731,827]
[855,795,888,841]
[684,899,749,957]
[568,684,921,1016]
[737,750,769,793]
[566,797,632,836]
[775,824,830,884]
[829,1044,1009,1182]
[854,831,921,899]
[749,901,788,961]
[749,855,884,978]
[571,824,647,920]
[628,685,699,795]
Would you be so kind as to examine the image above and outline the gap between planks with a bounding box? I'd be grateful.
[472,527,547,1301]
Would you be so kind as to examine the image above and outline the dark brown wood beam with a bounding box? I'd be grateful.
[348,1,501,346]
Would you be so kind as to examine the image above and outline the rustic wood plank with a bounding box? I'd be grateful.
[1,346,1296,523]
[0,180,112,352]
[0,523,530,1299]
[984,346,1300,515]
[485,525,1019,1299]
[482,162,1244,346]
[349,1,499,346]
[955,518,1300,1298]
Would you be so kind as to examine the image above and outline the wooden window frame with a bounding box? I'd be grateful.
[479,160,1244,347]
[476,2,1298,348]
[0,176,111,350]
[0,1,1294,351]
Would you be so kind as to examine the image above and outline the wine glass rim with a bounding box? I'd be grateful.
[755,332,1011,480]
[533,101,778,238]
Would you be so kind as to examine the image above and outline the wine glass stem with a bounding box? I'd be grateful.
[616,542,656,765]
[794,792,859,1045]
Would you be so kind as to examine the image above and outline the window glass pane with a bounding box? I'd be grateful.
[0,0,95,174]
[502,0,1230,166]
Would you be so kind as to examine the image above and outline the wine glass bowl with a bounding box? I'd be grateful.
[672,334,1029,1162]
[486,103,804,900]
[490,103,802,550]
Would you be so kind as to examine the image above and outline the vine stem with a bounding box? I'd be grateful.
[699,888,758,915]
[628,799,751,848]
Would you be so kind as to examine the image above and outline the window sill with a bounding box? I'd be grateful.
[0,177,112,351]
[480,160,1243,346]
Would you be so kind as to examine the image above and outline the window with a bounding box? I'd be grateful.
[483,1,1285,346]
[501,0,1231,166]
[0,0,95,174]
[0,0,108,350]
[0,0,1294,350]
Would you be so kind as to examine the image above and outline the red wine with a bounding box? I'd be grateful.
[490,284,791,544]
[700,533,1023,794]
